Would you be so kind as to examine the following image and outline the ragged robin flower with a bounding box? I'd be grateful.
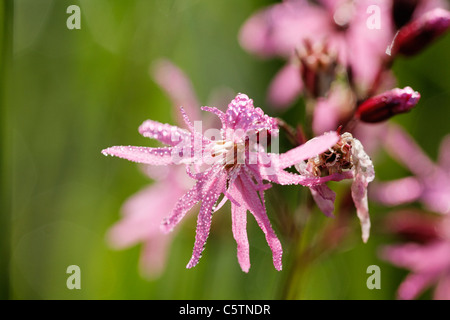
[102,93,345,272]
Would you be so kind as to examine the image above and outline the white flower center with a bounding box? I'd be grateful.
[211,140,245,168]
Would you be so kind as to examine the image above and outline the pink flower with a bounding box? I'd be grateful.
[103,93,344,272]
[381,211,450,300]
[371,124,450,214]
[295,132,375,242]
[239,0,394,108]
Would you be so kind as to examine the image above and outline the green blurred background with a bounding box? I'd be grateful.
[2,0,450,300]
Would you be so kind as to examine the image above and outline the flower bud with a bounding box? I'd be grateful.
[355,87,420,123]
[388,8,450,57]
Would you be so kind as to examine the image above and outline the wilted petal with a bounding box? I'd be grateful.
[310,184,336,217]
[350,138,375,243]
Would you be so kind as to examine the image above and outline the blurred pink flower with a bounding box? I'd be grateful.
[239,0,394,108]
[295,132,375,242]
[371,124,450,214]
[107,165,193,279]
[103,93,345,272]
[381,212,450,300]
[311,83,356,135]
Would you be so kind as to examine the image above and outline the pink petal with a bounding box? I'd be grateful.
[310,184,336,217]
[370,177,423,206]
[312,95,342,135]
[414,0,449,19]
[351,173,371,243]
[238,7,278,58]
[102,146,174,166]
[160,170,217,233]
[107,182,178,248]
[138,234,173,279]
[239,172,283,271]
[262,167,352,187]
[392,8,450,56]
[397,272,438,300]
[229,183,251,272]
[278,131,339,169]
[438,134,450,172]
[267,63,303,109]
[433,274,450,300]
[381,242,450,274]
[186,172,227,269]
[225,94,278,134]
[201,106,227,129]
[382,209,441,243]
[138,120,191,146]
[239,1,331,57]
[384,124,436,178]
[346,0,394,88]
[151,58,201,126]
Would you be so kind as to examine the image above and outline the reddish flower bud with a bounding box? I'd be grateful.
[356,87,420,123]
[387,8,450,56]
